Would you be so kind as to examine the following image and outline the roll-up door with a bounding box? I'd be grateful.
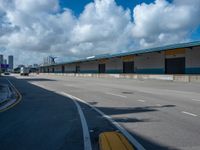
[123,61,134,73]
[99,64,106,73]
[165,57,185,74]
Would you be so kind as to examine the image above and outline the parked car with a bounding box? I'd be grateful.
[4,72,10,75]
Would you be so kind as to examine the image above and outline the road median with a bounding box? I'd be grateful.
[99,131,135,150]
[0,78,22,112]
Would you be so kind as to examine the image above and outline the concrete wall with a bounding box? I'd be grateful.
[186,46,200,74]
[64,63,76,73]
[106,58,123,73]
[54,66,62,73]
[80,61,98,73]
[48,66,53,73]
[38,73,200,83]
[134,52,165,74]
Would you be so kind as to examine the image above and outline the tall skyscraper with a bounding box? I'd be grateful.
[3,59,7,64]
[0,54,3,64]
[8,55,14,69]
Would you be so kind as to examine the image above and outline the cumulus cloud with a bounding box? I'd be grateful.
[0,0,199,66]
[132,0,200,47]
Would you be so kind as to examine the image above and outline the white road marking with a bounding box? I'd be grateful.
[60,92,92,150]
[106,92,127,98]
[181,111,198,117]
[60,92,146,150]
[191,99,200,102]
[137,99,146,103]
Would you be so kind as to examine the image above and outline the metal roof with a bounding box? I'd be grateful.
[41,41,200,67]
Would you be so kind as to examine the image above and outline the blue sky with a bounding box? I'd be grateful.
[59,0,174,15]
[60,0,159,15]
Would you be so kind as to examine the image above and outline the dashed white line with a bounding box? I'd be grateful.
[106,92,127,98]
[156,104,162,106]
[137,99,146,103]
[191,99,200,102]
[60,92,92,150]
[60,92,146,150]
[181,111,198,117]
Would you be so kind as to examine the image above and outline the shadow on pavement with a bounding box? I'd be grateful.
[0,76,179,150]
[113,117,151,123]
[0,76,83,150]
[96,104,176,116]
[97,106,157,115]
[88,102,98,105]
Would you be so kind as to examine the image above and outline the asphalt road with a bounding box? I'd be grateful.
[0,75,116,150]
[1,74,200,150]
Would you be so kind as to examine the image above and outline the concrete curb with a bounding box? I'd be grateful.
[0,85,12,105]
[0,79,22,112]
[99,131,135,150]
[35,73,200,83]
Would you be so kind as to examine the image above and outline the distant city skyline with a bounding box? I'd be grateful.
[0,54,14,70]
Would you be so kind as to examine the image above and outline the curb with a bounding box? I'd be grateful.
[99,131,135,150]
[59,92,146,150]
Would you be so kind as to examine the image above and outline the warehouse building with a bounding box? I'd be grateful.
[40,41,200,75]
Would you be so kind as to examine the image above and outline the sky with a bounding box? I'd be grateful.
[0,0,200,66]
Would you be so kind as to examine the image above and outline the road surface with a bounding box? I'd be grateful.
[0,74,200,150]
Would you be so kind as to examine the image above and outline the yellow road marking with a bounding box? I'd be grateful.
[99,131,135,150]
[0,78,22,113]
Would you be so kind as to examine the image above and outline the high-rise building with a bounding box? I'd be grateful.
[3,59,7,64]
[0,54,3,64]
[43,56,56,65]
[8,55,14,69]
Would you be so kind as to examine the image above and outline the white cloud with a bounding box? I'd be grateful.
[132,0,200,47]
[0,0,200,66]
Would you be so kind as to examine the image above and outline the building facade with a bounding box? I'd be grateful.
[8,55,14,70]
[0,54,3,65]
[40,41,200,75]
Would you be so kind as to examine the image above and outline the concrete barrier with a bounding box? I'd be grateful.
[37,73,200,83]
[189,75,200,82]
[173,75,190,82]
[99,131,135,150]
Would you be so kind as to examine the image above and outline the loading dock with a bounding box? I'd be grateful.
[165,57,185,74]
[40,41,200,75]
[123,61,134,73]
[76,65,80,73]
[62,65,65,73]
[99,64,106,73]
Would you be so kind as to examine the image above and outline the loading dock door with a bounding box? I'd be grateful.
[62,65,65,73]
[76,65,80,73]
[99,64,106,73]
[165,57,185,74]
[123,61,134,73]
